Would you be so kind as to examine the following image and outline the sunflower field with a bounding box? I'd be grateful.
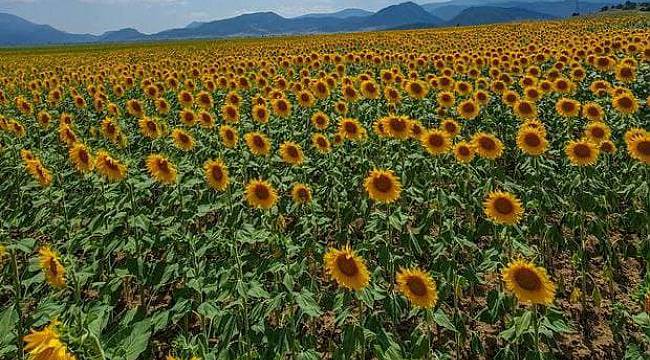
[1,12,650,360]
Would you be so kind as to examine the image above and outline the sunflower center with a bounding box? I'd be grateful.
[389,118,406,131]
[494,197,514,215]
[462,103,476,113]
[478,137,496,151]
[617,96,633,109]
[373,175,393,193]
[336,255,359,277]
[79,150,89,163]
[573,144,592,158]
[297,188,309,201]
[211,167,223,181]
[253,136,265,148]
[406,276,428,297]
[591,127,605,138]
[254,184,270,200]
[344,122,358,134]
[514,268,542,291]
[287,146,299,158]
[523,133,541,147]
[428,134,444,147]
[458,146,470,156]
[637,140,650,156]
[561,102,574,112]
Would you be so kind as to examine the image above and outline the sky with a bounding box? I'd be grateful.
[0,0,446,35]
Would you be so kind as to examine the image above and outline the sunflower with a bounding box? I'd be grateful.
[312,80,330,100]
[311,111,330,130]
[612,93,639,115]
[338,118,366,142]
[627,133,650,164]
[311,133,331,154]
[24,321,76,360]
[126,99,144,118]
[221,104,240,123]
[405,80,428,99]
[502,259,556,305]
[297,90,315,108]
[198,111,216,129]
[251,105,270,124]
[178,90,194,107]
[483,191,524,226]
[245,132,272,156]
[421,129,451,156]
[96,151,127,181]
[280,141,305,165]
[396,268,438,308]
[155,98,170,114]
[565,139,599,166]
[146,154,177,185]
[219,125,239,148]
[291,183,312,204]
[457,99,480,120]
[196,90,213,109]
[513,100,537,120]
[139,117,162,139]
[324,246,370,291]
[437,91,455,108]
[524,86,542,102]
[516,127,548,156]
[25,159,52,187]
[37,110,52,128]
[100,117,120,142]
[599,140,617,154]
[68,142,94,173]
[341,85,359,102]
[38,246,65,288]
[581,102,604,122]
[360,80,380,99]
[615,64,636,83]
[584,122,611,144]
[383,86,401,104]
[245,179,278,209]
[555,98,581,118]
[179,109,196,127]
[472,132,504,160]
[204,159,230,191]
[171,128,195,151]
[453,141,475,163]
[383,116,411,140]
[335,101,348,115]
[364,169,401,204]
[272,98,292,118]
[441,118,461,138]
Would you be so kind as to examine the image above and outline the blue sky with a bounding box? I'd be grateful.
[0,0,445,35]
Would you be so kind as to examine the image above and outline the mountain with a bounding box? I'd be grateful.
[422,4,471,21]
[0,12,94,45]
[98,28,147,42]
[364,2,444,28]
[298,8,373,19]
[423,0,616,19]
[448,6,554,25]
[185,21,205,29]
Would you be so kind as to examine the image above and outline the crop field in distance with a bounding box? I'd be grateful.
[0,11,650,360]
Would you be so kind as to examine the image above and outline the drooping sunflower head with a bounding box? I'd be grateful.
[245,132,272,156]
[483,191,524,226]
[516,127,548,156]
[364,169,402,204]
[171,128,195,151]
[245,179,278,210]
[279,141,305,165]
[219,125,239,148]
[565,139,599,166]
[204,159,230,191]
[324,246,370,291]
[95,151,127,182]
[69,142,94,173]
[472,132,504,160]
[291,183,312,204]
[146,154,177,185]
[421,129,451,156]
[502,259,556,305]
[396,268,438,309]
[25,159,52,187]
[38,246,65,288]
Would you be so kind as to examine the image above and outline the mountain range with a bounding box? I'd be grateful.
[0,0,617,46]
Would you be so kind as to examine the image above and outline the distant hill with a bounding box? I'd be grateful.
[363,1,444,28]
[0,12,94,45]
[298,8,373,19]
[448,6,554,25]
[423,0,617,19]
[98,28,147,42]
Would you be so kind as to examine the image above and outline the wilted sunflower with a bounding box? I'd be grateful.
[310,111,330,130]
[204,159,230,191]
[364,169,401,204]
[245,132,272,156]
[396,268,438,309]
[68,142,94,173]
[453,141,475,163]
[95,150,127,182]
[565,139,599,166]
[171,128,195,151]
[338,118,366,142]
[251,105,269,124]
[472,132,504,160]
[324,246,370,291]
[483,191,524,226]
[502,259,556,305]
[516,127,548,156]
[311,133,331,154]
[38,246,65,288]
[219,125,239,148]
[291,183,312,204]
[555,98,581,118]
[245,179,278,209]
[421,129,451,156]
[279,141,305,165]
[627,133,650,164]
[146,154,177,185]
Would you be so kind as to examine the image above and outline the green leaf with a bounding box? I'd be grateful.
[295,291,323,318]
[433,309,456,332]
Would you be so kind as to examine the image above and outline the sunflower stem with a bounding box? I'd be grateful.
[10,250,25,360]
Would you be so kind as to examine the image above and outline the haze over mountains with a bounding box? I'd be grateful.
[0,0,616,46]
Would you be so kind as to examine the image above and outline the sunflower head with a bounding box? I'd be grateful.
[453,141,475,163]
[516,127,548,156]
[565,139,599,166]
[279,141,305,165]
[204,159,230,191]
[219,125,239,148]
[311,111,330,130]
[502,259,556,305]
[324,246,370,291]
[146,154,177,185]
[245,179,278,210]
[364,169,401,204]
[421,129,451,156]
[396,268,438,308]
[483,191,524,226]
[311,133,331,154]
[171,128,195,151]
[472,132,504,160]
[38,246,65,288]
[627,133,650,164]
[95,151,127,182]
[69,142,94,173]
[245,132,272,156]
[291,183,312,204]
